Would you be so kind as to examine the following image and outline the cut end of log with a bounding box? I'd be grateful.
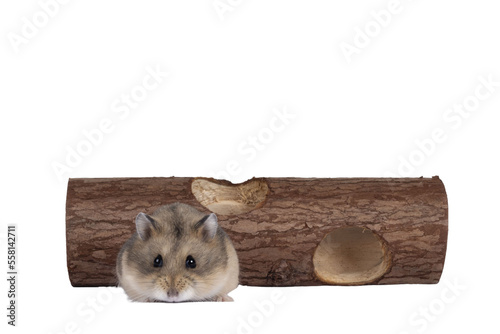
[313,226,392,285]
[191,178,269,215]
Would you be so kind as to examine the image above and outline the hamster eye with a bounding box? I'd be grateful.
[185,255,196,269]
[153,254,163,268]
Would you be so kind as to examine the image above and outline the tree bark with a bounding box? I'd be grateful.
[66,176,448,287]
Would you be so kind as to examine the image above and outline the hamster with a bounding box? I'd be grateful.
[116,202,239,302]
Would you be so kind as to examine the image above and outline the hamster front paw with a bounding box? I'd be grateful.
[215,294,234,302]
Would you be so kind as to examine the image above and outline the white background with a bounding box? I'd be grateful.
[1,0,499,333]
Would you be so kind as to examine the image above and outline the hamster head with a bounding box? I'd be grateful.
[117,203,238,302]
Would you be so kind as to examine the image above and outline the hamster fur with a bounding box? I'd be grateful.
[116,203,239,302]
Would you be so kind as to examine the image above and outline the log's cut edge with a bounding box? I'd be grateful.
[377,176,448,285]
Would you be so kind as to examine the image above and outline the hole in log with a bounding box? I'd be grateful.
[191,178,269,215]
[313,226,391,285]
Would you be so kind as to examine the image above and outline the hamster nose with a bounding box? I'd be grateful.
[167,288,178,297]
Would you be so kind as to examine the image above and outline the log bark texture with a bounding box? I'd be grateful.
[66,177,448,287]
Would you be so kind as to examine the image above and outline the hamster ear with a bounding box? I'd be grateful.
[196,213,218,241]
[135,213,158,241]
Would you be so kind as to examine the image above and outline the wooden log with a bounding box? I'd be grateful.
[66,176,448,287]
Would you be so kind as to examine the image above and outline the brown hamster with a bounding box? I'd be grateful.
[116,203,239,302]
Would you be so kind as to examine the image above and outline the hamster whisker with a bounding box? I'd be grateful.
[182,275,194,282]
[126,290,153,302]
[190,291,217,302]
[129,279,155,283]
